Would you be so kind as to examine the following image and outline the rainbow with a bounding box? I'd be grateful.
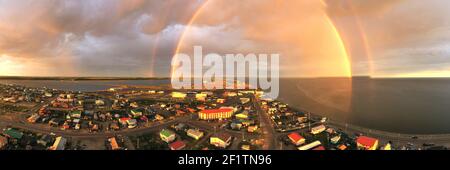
[173,0,355,79]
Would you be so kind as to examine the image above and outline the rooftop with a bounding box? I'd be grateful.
[3,128,23,139]
[212,133,232,142]
[288,132,304,142]
[169,140,186,150]
[356,136,378,147]
[160,129,175,137]
[200,108,233,114]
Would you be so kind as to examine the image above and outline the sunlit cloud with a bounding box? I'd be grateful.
[0,0,449,77]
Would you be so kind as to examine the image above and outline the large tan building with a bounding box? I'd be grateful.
[198,108,234,120]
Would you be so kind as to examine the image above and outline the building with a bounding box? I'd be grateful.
[298,141,322,150]
[109,137,120,150]
[247,125,258,133]
[241,119,255,127]
[49,136,67,150]
[130,109,143,117]
[297,116,308,123]
[198,108,234,120]
[217,98,226,104]
[130,102,139,108]
[155,114,164,121]
[172,92,187,98]
[195,93,207,100]
[224,92,237,97]
[241,144,251,150]
[235,111,249,119]
[330,135,341,144]
[49,118,60,127]
[69,110,82,119]
[169,140,186,150]
[119,117,131,126]
[311,124,326,135]
[44,92,53,97]
[326,128,335,134]
[240,98,250,104]
[338,144,347,150]
[3,128,23,140]
[95,99,105,106]
[356,136,379,150]
[230,121,242,130]
[382,143,392,150]
[37,135,52,146]
[160,129,176,143]
[288,132,305,146]
[126,119,137,129]
[187,129,204,140]
[174,123,187,131]
[210,133,232,148]
[27,114,40,123]
[312,146,326,150]
[0,136,7,149]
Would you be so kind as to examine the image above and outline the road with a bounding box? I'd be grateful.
[252,96,278,150]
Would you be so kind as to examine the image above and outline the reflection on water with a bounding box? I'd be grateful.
[279,78,450,134]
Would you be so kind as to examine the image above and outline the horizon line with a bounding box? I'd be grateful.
[2,75,450,79]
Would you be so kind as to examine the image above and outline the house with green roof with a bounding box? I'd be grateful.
[159,129,175,143]
[69,110,82,119]
[3,128,23,139]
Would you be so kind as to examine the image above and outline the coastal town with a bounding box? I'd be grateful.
[0,83,445,150]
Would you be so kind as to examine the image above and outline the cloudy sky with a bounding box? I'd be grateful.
[0,0,449,77]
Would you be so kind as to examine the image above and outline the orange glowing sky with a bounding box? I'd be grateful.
[1,0,450,77]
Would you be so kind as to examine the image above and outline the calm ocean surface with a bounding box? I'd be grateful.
[279,78,450,134]
[2,78,450,134]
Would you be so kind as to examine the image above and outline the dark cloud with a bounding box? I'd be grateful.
[0,0,204,76]
[1,0,450,77]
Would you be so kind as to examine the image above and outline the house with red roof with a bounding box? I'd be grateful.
[312,146,326,150]
[119,117,131,125]
[288,132,305,146]
[169,140,186,150]
[356,136,379,150]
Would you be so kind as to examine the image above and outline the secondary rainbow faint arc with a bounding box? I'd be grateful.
[344,0,374,76]
[172,0,353,79]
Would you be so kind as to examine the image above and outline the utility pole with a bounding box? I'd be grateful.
[137,138,140,149]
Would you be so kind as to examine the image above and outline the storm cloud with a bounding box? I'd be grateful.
[0,0,450,77]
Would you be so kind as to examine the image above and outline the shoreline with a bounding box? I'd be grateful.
[328,120,450,139]
[284,103,450,140]
[0,76,170,81]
